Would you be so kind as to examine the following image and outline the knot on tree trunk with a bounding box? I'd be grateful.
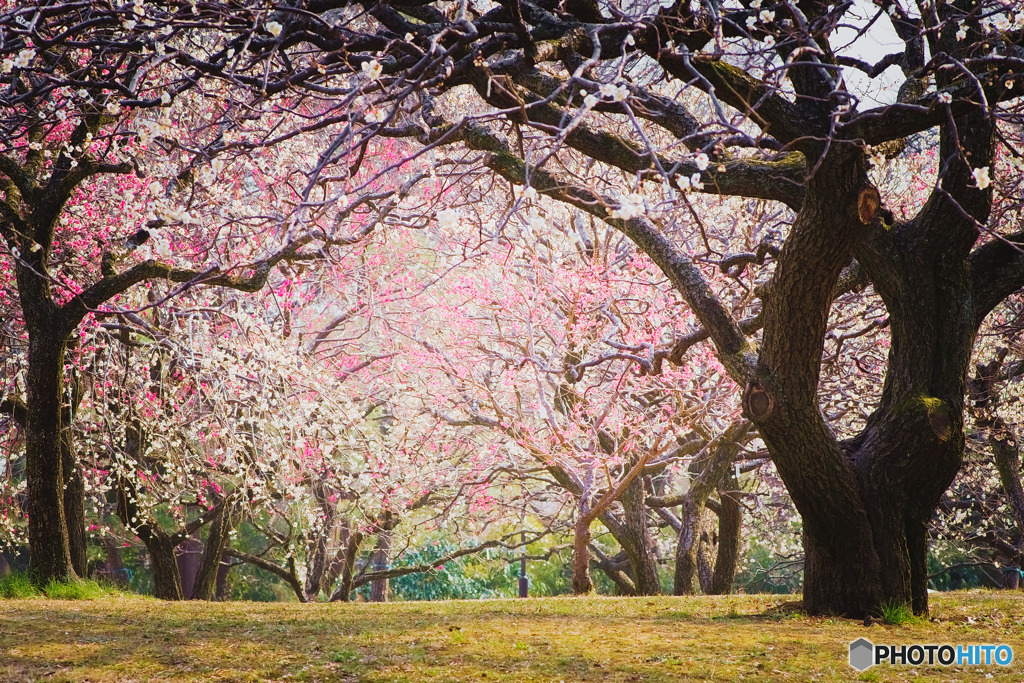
[742,379,774,421]
[858,185,881,224]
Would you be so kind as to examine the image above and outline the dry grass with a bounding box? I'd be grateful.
[1,590,1021,681]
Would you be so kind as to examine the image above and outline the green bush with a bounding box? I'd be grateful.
[877,599,922,626]
[0,571,38,599]
[43,578,111,600]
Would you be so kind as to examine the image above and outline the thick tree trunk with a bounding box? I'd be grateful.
[24,334,76,584]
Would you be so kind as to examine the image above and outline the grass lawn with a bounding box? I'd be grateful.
[0,590,1021,681]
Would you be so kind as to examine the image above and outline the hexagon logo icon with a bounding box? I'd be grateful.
[849,638,874,671]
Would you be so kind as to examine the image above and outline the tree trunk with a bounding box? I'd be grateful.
[99,538,130,587]
[674,425,747,595]
[709,478,742,595]
[329,531,363,602]
[62,455,87,579]
[147,530,186,600]
[191,500,237,600]
[177,536,202,600]
[114,476,185,600]
[613,470,661,595]
[571,514,593,594]
[674,494,704,595]
[24,333,76,584]
[697,509,717,594]
[369,516,395,603]
[215,552,232,600]
[61,364,87,578]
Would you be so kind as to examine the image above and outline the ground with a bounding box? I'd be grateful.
[0,591,1021,681]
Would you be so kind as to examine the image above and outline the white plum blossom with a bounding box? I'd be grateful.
[609,193,645,220]
[676,174,691,192]
[689,172,704,191]
[763,35,776,47]
[583,92,598,108]
[759,9,775,22]
[361,59,383,80]
[364,108,384,123]
[746,15,757,29]
[528,215,546,235]
[869,150,886,168]
[694,152,710,171]
[971,166,991,190]
[13,48,35,69]
[625,34,635,46]
[436,208,460,230]
[516,185,539,202]
[266,20,283,37]
[599,83,630,102]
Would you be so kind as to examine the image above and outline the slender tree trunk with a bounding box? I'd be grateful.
[614,471,661,595]
[192,500,237,600]
[25,333,76,583]
[62,455,87,578]
[215,552,231,600]
[709,479,742,595]
[61,362,87,578]
[147,530,186,600]
[115,475,185,600]
[986,413,1024,541]
[368,516,395,606]
[697,509,718,594]
[674,495,704,595]
[674,425,747,594]
[178,537,202,599]
[329,531,363,602]
[100,538,130,587]
[571,514,593,594]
